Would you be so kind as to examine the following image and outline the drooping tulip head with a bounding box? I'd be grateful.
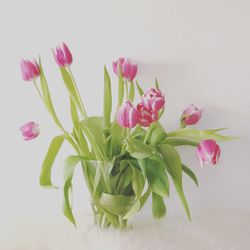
[113,58,138,81]
[53,42,73,67]
[181,104,202,126]
[196,139,221,167]
[19,121,40,141]
[116,101,140,128]
[137,103,158,127]
[141,88,165,112]
[20,59,40,81]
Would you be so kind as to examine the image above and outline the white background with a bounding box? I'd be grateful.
[0,0,250,248]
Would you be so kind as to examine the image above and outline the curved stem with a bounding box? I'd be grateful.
[33,81,79,153]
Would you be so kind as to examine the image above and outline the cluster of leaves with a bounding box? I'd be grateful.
[36,61,232,229]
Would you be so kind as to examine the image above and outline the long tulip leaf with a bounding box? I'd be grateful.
[158,144,191,220]
[103,66,112,128]
[182,164,198,187]
[63,155,86,226]
[40,135,65,188]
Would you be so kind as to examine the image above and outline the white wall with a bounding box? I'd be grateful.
[0,0,250,227]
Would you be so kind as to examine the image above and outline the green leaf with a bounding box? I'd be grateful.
[158,144,191,220]
[140,186,151,208]
[130,125,147,141]
[155,78,160,89]
[103,66,112,128]
[129,161,145,198]
[136,80,144,96]
[161,137,198,147]
[99,193,135,215]
[129,81,135,101]
[40,135,64,188]
[152,192,166,219]
[168,128,235,142]
[118,65,124,106]
[60,67,85,118]
[116,165,132,193]
[80,117,106,160]
[148,122,167,145]
[139,158,169,197]
[110,122,125,156]
[126,137,153,159]
[182,164,198,187]
[63,155,85,226]
[93,163,102,195]
[123,200,140,220]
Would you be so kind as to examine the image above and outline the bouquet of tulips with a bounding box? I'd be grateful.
[20,43,233,229]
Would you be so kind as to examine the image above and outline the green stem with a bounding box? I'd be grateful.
[68,67,88,119]
[33,81,79,153]
[125,81,129,100]
[33,80,45,105]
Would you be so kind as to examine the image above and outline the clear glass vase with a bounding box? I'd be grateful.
[81,159,139,229]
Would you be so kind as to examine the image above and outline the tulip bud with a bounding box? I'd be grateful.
[181,104,202,126]
[53,42,73,67]
[196,139,220,167]
[20,59,40,81]
[137,103,158,127]
[116,101,139,128]
[141,88,165,112]
[19,122,40,141]
[113,58,138,81]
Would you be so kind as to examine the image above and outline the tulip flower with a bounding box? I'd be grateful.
[137,103,158,127]
[20,59,40,81]
[141,88,165,112]
[113,58,138,81]
[181,104,202,126]
[117,101,139,128]
[19,121,40,141]
[53,42,73,67]
[196,139,220,167]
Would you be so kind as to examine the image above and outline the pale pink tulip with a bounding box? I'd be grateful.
[113,58,138,81]
[117,101,140,128]
[137,103,158,127]
[20,122,40,141]
[196,140,220,167]
[141,88,165,112]
[20,59,40,81]
[182,104,202,126]
[53,42,73,67]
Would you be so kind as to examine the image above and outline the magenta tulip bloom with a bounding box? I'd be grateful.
[181,104,202,126]
[19,122,40,141]
[53,42,73,67]
[141,88,165,112]
[113,58,138,81]
[196,140,220,167]
[117,101,140,128]
[137,103,158,127]
[20,59,40,81]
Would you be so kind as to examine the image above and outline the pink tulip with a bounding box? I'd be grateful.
[141,88,165,112]
[19,122,40,141]
[53,42,73,67]
[113,58,138,81]
[117,101,140,128]
[196,140,220,167]
[20,59,40,81]
[181,104,202,126]
[137,103,158,127]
